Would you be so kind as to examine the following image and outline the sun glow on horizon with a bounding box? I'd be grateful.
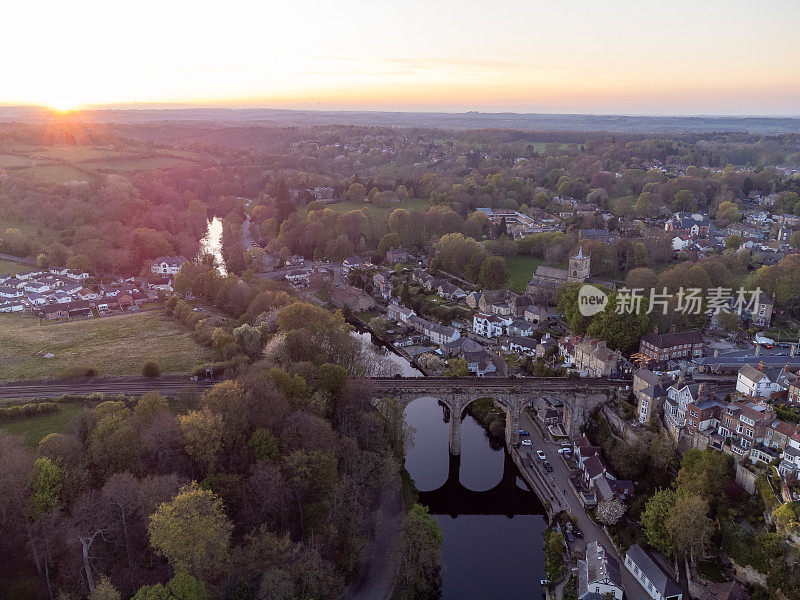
[2,0,800,116]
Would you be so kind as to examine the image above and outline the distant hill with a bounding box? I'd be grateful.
[2,105,800,134]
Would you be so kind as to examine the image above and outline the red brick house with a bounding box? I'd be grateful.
[638,327,704,363]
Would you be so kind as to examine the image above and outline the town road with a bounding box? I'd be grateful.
[518,409,650,600]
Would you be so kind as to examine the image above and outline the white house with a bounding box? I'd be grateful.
[0,300,24,313]
[0,286,24,299]
[423,321,460,346]
[508,319,535,337]
[387,302,415,324]
[671,235,692,251]
[24,281,51,294]
[150,256,188,276]
[578,541,623,600]
[472,312,511,338]
[502,336,538,356]
[624,544,682,600]
[736,364,782,397]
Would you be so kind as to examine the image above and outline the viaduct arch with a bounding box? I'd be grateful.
[353,377,617,455]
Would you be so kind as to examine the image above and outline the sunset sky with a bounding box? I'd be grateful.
[4,0,800,115]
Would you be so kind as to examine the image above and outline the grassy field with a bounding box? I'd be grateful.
[1,402,85,448]
[91,157,198,171]
[507,255,544,292]
[0,260,34,276]
[0,154,38,167]
[0,310,215,380]
[313,198,430,219]
[2,145,207,184]
[14,164,92,184]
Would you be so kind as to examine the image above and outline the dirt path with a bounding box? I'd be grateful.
[340,477,403,600]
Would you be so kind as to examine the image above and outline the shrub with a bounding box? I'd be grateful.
[141,361,161,378]
[58,366,99,379]
[0,402,59,424]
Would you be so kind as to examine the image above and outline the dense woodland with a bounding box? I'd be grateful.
[0,293,438,600]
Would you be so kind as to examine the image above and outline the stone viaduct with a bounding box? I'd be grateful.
[353,377,620,454]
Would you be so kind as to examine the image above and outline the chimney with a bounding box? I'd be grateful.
[698,383,706,398]
[669,323,676,334]
[758,361,765,371]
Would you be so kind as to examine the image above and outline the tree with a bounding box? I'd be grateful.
[345,183,366,203]
[640,489,676,556]
[30,457,62,516]
[66,253,92,273]
[102,473,140,591]
[675,448,733,505]
[716,201,741,225]
[91,575,122,600]
[135,391,169,422]
[141,361,161,378]
[443,357,468,377]
[396,504,442,600]
[148,483,233,580]
[132,573,207,600]
[378,232,401,254]
[672,190,694,212]
[666,495,712,564]
[596,499,626,525]
[249,428,280,462]
[789,230,800,249]
[726,234,743,251]
[478,256,509,289]
[177,409,224,472]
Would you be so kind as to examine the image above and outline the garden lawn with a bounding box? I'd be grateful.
[507,255,544,293]
[0,310,215,380]
[1,402,85,448]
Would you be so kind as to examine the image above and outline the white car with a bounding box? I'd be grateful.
[558,447,571,454]
[521,439,532,446]
[537,450,546,460]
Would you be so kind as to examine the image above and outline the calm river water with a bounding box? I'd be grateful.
[199,217,226,275]
[404,398,547,599]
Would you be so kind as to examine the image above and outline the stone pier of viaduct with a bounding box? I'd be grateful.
[353,377,619,454]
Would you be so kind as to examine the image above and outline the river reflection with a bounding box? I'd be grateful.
[199,217,226,275]
[404,397,547,600]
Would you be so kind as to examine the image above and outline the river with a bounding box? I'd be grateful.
[404,398,547,600]
[199,217,227,275]
[352,330,423,377]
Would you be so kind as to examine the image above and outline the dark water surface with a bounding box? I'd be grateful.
[404,397,547,600]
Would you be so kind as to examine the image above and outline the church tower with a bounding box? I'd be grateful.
[567,246,590,282]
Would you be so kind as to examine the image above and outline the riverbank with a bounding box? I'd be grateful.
[346,316,428,376]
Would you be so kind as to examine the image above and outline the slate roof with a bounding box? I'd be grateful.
[625,544,682,598]
[641,329,703,349]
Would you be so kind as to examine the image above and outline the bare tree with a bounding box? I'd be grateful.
[102,473,139,592]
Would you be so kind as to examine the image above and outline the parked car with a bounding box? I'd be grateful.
[574,529,583,538]
[544,462,553,472]
[558,447,571,454]
[565,531,575,543]
[521,439,532,446]
[518,429,530,436]
[537,450,546,460]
